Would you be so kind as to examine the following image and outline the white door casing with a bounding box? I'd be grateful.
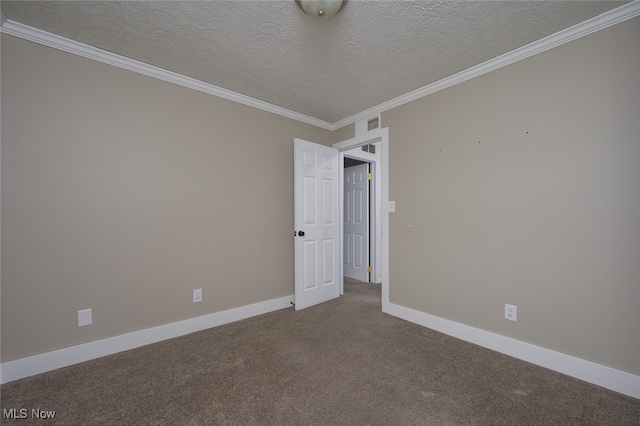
[343,162,370,282]
[334,127,389,310]
[293,138,340,310]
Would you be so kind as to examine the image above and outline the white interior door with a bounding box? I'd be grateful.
[294,138,340,310]
[343,163,370,282]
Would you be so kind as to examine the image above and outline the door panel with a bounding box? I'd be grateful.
[294,139,340,310]
[343,162,370,281]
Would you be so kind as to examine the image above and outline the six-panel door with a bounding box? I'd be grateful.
[294,138,340,310]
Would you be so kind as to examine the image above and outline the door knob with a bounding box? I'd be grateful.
[298,231,305,237]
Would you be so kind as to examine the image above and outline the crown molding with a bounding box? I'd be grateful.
[1,1,638,132]
[0,20,334,131]
[332,1,640,130]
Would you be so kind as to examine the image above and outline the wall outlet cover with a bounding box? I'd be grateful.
[505,304,517,321]
[78,308,92,327]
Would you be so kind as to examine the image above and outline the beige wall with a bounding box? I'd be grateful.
[2,16,639,377]
[331,123,354,144]
[1,35,331,361]
[383,17,640,374]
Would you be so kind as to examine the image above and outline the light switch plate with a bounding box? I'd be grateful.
[389,201,396,212]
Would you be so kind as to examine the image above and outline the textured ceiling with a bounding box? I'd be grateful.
[0,1,630,124]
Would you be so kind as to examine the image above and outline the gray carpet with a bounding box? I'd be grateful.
[1,279,638,425]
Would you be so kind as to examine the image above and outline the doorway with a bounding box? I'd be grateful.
[343,145,380,284]
[333,128,389,310]
[343,159,370,282]
[293,128,389,312]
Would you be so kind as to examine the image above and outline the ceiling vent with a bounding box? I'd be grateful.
[355,114,381,136]
[361,144,376,154]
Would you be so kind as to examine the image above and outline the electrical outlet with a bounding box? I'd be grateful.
[193,289,202,303]
[78,308,92,327]
[505,304,517,321]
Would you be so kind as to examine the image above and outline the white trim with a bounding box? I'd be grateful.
[0,20,333,131]
[332,1,640,130]
[0,294,294,384]
[386,302,640,399]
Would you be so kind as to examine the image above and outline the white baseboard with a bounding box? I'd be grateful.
[0,294,294,384]
[3,296,637,399]
[385,302,640,399]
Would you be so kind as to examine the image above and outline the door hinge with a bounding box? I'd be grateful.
[367,266,373,274]
[367,173,372,180]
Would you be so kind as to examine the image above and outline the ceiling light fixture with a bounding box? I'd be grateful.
[296,0,346,19]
